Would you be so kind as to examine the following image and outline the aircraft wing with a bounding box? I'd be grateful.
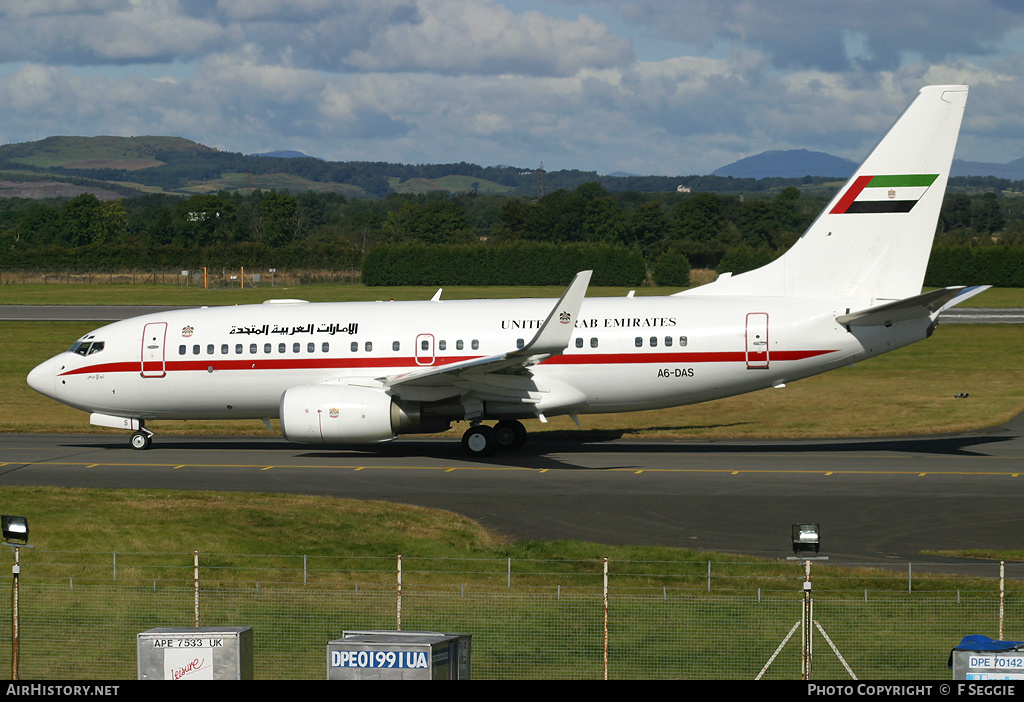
[381,270,593,389]
[836,285,990,327]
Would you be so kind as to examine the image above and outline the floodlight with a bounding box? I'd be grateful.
[791,523,819,555]
[1,516,28,544]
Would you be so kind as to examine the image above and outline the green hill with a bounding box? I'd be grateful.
[6,134,999,201]
[0,135,213,170]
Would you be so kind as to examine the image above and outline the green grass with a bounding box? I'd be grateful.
[0,135,201,169]
[925,549,1024,561]
[184,172,366,196]
[0,281,670,305]
[2,281,1022,306]
[387,175,514,195]
[0,487,1016,681]
[2,485,1017,593]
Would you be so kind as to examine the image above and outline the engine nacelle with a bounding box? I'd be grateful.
[280,383,396,444]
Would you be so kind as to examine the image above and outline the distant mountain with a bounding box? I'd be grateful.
[5,135,1022,203]
[951,158,1024,181]
[715,147,1024,182]
[713,149,857,179]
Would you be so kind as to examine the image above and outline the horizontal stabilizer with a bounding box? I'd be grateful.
[836,285,989,327]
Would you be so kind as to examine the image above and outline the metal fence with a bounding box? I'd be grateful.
[0,268,360,287]
[0,550,1022,680]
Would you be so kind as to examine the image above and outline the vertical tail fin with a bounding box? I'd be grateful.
[684,85,968,303]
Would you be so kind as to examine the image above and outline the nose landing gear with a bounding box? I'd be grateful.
[130,426,154,450]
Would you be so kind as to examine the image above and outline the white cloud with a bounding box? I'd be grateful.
[586,0,1024,71]
[0,1,1022,174]
[0,63,66,112]
[344,0,633,76]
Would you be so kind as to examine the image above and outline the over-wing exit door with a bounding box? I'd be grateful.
[415,334,435,366]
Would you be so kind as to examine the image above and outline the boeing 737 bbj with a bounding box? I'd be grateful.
[28,85,985,456]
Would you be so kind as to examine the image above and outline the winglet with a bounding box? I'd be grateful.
[516,270,592,357]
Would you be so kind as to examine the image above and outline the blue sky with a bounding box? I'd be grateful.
[1,1,1023,176]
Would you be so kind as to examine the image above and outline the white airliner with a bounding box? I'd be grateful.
[28,85,985,456]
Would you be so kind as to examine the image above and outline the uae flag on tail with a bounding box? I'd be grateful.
[830,174,939,214]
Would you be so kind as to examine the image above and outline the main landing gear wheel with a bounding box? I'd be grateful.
[130,430,152,450]
[494,420,527,451]
[461,425,497,457]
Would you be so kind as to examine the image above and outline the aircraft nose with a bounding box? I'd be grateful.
[27,357,56,398]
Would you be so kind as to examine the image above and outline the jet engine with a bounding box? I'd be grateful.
[279,383,449,444]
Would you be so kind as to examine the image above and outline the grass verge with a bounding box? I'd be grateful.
[2,281,1023,306]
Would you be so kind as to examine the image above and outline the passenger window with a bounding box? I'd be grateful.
[250,343,257,354]
[178,345,186,355]
[322,342,329,353]
[439,340,446,351]
[365,341,373,352]
[421,339,430,351]
[207,344,214,355]
[516,338,524,349]
[575,338,583,348]
[221,344,228,355]
[665,336,673,347]
[680,336,688,347]
[264,343,271,354]
[650,337,657,347]
[635,337,642,348]
[293,342,300,353]
[591,338,598,348]
[278,343,286,353]
[456,340,464,350]
[307,342,315,353]
[471,339,479,350]
[192,345,200,355]
[350,341,358,352]
[393,341,400,351]
[235,344,243,354]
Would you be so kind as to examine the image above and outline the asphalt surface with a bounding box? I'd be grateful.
[3,415,1024,569]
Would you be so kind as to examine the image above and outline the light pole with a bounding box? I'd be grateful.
[2,515,31,681]
[788,523,826,680]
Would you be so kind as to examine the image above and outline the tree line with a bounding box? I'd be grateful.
[1,183,1022,286]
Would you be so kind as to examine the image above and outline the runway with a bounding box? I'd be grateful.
[3,415,1024,567]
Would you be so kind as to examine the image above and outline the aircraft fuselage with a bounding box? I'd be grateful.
[28,293,928,424]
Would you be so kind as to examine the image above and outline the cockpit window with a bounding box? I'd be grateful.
[69,341,104,356]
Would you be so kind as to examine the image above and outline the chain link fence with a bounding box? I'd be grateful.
[0,550,1021,680]
[0,268,360,287]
